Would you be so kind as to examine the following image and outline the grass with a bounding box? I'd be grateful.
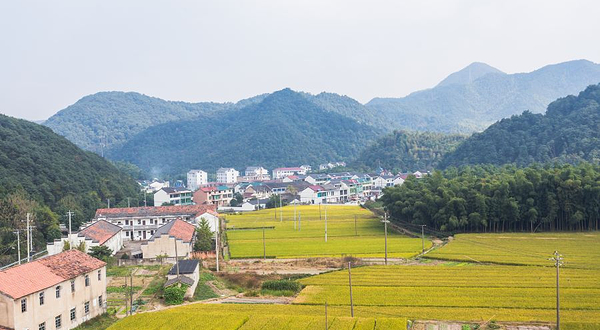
[106,304,407,330]
[73,314,118,330]
[193,271,219,301]
[107,286,142,294]
[426,232,600,269]
[226,205,429,258]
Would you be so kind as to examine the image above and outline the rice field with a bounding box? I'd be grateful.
[106,303,407,330]
[225,205,429,258]
[425,232,600,269]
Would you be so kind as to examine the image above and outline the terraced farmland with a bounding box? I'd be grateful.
[425,232,600,269]
[225,205,429,258]
[106,303,407,330]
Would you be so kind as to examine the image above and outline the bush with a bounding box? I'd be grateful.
[261,280,301,292]
[164,285,188,305]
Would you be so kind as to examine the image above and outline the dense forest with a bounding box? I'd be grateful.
[0,115,140,265]
[109,89,384,175]
[367,60,600,133]
[440,83,600,168]
[381,163,600,233]
[351,130,466,172]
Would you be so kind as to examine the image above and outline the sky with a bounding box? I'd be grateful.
[1,0,599,120]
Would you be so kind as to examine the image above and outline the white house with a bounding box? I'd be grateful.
[187,170,208,191]
[244,167,270,181]
[154,187,193,206]
[272,167,307,179]
[298,185,326,204]
[195,209,221,232]
[216,168,240,183]
[217,202,256,213]
[47,220,123,256]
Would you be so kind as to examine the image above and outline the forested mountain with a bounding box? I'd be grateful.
[350,130,467,172]
[0,115,140,264]
[440,84,600,168]
[43,92,267,152]
[108,89,384,175]
[381,163,600,233]
[367,60,600,133]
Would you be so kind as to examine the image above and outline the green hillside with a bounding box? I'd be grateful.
[367,60,600,133]
[350,130,466,172]
[108,89,384,175]
[0,115,140,264]
[440,84,600,168]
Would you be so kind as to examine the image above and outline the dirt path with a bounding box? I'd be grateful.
[412,320,551,330]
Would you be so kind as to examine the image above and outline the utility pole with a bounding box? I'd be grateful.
[420,225,426,254]
[382,212,389,265]
[129,272,133,316]
[215,218,220,272]
[262,227,266,260]
[14,230,21,265]
[550,251,564,330]
[127,198,130,208]
[67,211,74,250]
[319,203,322,221]
[325,300,328,330]
[348,262,354,317]
[324,204,328,243]
[26,213,30,262]
[298,212,301,231]
[144,191,147,207]
[294,202,297,230]
[279,195,283,222]
[107,199,111,209]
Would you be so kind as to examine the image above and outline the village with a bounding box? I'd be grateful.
[0,163,421,330]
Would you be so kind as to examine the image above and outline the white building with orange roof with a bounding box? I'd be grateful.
[0,250,107,330]
[140,219,196,259]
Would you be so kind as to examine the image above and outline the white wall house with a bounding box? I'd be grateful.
[195,210,220,233]
[298,186,327,204]
[47,220,123,256]
[243,167,270,181]
[216,168,240,183]
[272,167,307,179]
[154,187,193,206]
[187,170,208,191]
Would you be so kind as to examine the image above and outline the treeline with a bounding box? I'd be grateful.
[0,115,141,265]
[381,163,600,233]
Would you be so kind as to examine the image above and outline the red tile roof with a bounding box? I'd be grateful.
[308,185,324,192]
[94,204,216,219]
[78,220,122,244]
[0,250,105,299]
[148,219,196,243]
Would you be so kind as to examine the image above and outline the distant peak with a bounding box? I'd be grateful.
[436,62,505,87]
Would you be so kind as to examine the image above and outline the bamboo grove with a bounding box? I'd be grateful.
[381,163,600,233]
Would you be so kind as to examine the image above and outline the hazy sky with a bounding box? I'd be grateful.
[1,0,599,120]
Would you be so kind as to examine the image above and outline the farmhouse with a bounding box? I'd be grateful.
[0,250,107,330]
[140,219,196,259]
[164,260,200,299]
[92,204,216,241]
[47,220,123,256]
[216,168,240,183]
[272,167,307,179]
[153,187,193,206]
[193,186,234,207]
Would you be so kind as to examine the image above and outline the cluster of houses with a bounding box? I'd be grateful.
[1,203,218,329]
[147,165,426,211]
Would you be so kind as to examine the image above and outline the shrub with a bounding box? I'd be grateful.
[164,284,188,305]
[261,280,301,292]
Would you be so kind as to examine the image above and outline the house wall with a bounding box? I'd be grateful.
[196,213,219,233]
[153,190,170,206]
[0,293,15,329]
[47,233,122,256]
[141,236,192,259]
[6,266,107,330]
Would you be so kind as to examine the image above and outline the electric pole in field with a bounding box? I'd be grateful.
[420,225,427,254]
[550,251,564,330]
[298,212,301,231]
[348,262,354,317]
[279,195,283,222]
[215,218,220,272]
[319,203,322,221]
[66,211,74,250]
[324,204,328,242]
[382,212,389,265]
[262,227,266,260]
[294,202,297,230]
[325,300,328,330]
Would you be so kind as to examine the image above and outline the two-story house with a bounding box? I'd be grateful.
[216,168,239,183]
[153,187,193,206]
[0,250,107,330]
[193,186,234,207]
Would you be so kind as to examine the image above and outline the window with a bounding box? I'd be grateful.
[84,301,90,314]
[70,308,76,321]
[125,231,129,237]
[125,220,129,225]
[39,291,44,305]
[98,270,102,281]
[55,315,62,329]
[70,280,75,292]
[85,275,90,287]
[21,298,26,312]
[98,295,103,307]
[55,286,61,298]
[38,322,45,330]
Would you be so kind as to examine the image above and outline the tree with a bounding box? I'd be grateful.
[194,218,214,252]
[230,193,243,207]
[266,194,287,209]
[89,245,113,261]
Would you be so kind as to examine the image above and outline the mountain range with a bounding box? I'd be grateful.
[41,59,600,175]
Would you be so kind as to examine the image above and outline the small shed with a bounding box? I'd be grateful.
[166,260,200,298]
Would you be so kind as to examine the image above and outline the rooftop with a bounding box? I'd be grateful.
[274,167,303,171]
[78,220,122,245]
[164,275,194,287]
[0,250,105,299]
[95,205,216,219]
[147,219,196,243]
[168,260,199,275]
